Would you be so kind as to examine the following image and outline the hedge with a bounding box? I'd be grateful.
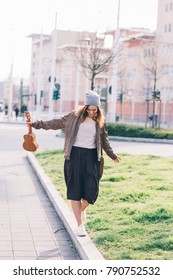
[106,123,173,140]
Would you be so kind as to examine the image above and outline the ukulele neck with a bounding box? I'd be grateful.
[25,111,32,134]
[28,125,32,134]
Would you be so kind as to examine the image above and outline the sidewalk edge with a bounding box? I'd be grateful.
[26,152,105,260]
[108,136,173,144]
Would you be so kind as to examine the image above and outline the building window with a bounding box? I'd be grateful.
[144,49,147,57]
[151,48,155,56]
[165,24,167,32]
[169,23,172,32]
[143,47,155,58]
[166,3,168,11]
[170,2,173,10]
[170,66,173,76]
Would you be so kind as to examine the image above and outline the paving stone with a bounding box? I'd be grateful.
[0,146,80,260]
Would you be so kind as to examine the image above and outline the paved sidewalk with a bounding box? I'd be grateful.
[0,150,80,260]
[0,122,104,260]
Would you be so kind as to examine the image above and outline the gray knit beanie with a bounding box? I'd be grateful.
[85,90,100,107]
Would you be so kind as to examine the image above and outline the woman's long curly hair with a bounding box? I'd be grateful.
[75,105,105,128]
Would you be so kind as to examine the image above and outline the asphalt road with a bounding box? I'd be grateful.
[0,122,172,158]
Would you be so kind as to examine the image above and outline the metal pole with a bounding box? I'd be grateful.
[109,0,121,122]
[158,100,161,128]
[19,79,23,116]
[36,28,43,116]
[85,40,90,91]
[49,14,57,119]
[152,98,155,128]
[8,60,13,121]
[75,46,81,110]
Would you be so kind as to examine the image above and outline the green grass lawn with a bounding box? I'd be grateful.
[35,149,173,260]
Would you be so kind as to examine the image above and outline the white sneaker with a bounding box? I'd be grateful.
[76,224,87,237]
[81,211,87,224]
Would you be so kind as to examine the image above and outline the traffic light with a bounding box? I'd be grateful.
[117,92,123,103]
[155,90,160,100]
[148,115,153,121]
[53,89,60,100]
[152,90,160,100]
[53,83,61,100]
[100,87,107,102]
[40,90,44,97]
[34,94,37,105]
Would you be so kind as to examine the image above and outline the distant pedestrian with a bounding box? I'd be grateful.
[26,90,121,236]
[4,104,8,115]
[14,107,19,120]
[21,104,28,120]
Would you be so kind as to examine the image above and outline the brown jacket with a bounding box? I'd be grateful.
[32,112,118,161]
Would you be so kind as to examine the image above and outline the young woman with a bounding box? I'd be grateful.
[28,90,121,236]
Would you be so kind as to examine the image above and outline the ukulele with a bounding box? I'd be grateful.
[23,111,39,152]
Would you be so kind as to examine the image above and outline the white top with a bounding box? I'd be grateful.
[73,117,96,149]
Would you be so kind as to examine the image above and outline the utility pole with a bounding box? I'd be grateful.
[84,39,91,91]
[8,60,13,121]
[49,13,57,118]
[36,28,43,116]
[19,79,23,115]
[110,0,121,122]
[75,46,81,109]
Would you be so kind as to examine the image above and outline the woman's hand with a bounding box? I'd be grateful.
[114,156,121,163]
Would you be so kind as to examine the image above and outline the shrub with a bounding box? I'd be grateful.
[106,123,173,139]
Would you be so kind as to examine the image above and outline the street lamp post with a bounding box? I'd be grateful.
[82,38,91,91]
[36,28,43,117]
[8,62,13,121]
[109,0,121,122]
[75,45,81,109]
[49,13,57,119]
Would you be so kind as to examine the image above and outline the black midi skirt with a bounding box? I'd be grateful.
[64,146,100,204]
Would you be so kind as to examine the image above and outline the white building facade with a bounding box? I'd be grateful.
[27,1,173,127]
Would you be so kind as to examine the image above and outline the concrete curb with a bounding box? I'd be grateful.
[26,152,105,260]
[109,136,173,144]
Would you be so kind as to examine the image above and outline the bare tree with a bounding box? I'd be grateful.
[142,40,165,91]
[75,31,120,90]
[140,39,166,127]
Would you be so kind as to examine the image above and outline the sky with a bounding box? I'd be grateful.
[0,0,158,82]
